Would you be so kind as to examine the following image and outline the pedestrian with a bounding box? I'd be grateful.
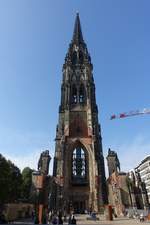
[48,211,52,224]
[139,213,144,222]
[0,214,7,224]
[31,210,35,221]
[68,215,72,225]
[34,212,39,224]
[58,215,63,225]
[64,214,67,222]
[52,214,58,225]
[71,215,76,224]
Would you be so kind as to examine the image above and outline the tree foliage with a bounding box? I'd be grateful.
[0,154,33,205]
[0,154,22,204]
[21,167,33,200]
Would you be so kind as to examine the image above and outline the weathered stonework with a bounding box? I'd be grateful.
[107,148,120,177]
[107,150,149,215]
[52,13,108,213]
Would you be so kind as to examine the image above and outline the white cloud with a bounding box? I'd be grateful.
[1,133,150,178]
[0,149,54,175]
[104,134,150,177]
[118,134,150,171]
[0,128,55,174]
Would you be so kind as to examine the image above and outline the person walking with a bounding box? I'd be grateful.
[58,215,63,225]
[71,215,76,224]
[139,213,144,222]
[68,215,72,225]
[52,214,58,225]
[47,211,52,224]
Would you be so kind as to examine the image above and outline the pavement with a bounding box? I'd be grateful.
[12,214,150,224]
[75,214,150,224]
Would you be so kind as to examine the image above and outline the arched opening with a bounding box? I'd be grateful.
[69,144,89,213]
[79,50,83,64]
[71,84,77,104]
[72,146,86,181]
[79,84,85,103]
[72,51,77,65]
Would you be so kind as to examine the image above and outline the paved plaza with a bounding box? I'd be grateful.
[13,214,150,224]
[75,214,150,225]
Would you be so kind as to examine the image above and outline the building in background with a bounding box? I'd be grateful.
[107,171,131,215]
[107,148,120,177]
[32,150,51,224]
[107,149,149,216]
[107,149,131,215]
[135,156,150,203]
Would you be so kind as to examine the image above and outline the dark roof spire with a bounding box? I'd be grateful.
[72,13,84,44]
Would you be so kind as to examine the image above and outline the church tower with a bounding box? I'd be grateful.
[107,148,120,177]
[52,13,108,213]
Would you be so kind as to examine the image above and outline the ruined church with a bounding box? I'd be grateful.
[52,13,108,213]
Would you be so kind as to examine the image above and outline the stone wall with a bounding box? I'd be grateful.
[4,203,33,221]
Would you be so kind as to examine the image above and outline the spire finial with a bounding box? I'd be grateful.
[72,13,84,44]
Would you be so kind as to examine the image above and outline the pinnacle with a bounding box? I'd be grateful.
[72,13,84,45]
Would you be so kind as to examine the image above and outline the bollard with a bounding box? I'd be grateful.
[105,205,113,221]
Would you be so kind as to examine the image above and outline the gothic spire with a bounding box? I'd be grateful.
[72,13,84,45]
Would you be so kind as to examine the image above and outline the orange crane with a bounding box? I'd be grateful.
[110,108,150,120]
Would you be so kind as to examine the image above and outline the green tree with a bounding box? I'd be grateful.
[7,160,22,202]
[0,154,22,206]
[0,154,10,205]
[21,167,33,201]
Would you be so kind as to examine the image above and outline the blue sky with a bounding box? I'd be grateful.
[0,0,150,175]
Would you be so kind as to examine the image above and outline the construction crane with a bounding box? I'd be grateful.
[110,108,150,120]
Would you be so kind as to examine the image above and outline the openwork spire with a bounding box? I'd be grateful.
[63,13,92,68]
[72,13,84,44]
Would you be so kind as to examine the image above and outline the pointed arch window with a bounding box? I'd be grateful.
[72,147,86,179]
[79,50,83,64]
[71,85,77,104]
[72,51,77,65]
[79,84,85,103]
